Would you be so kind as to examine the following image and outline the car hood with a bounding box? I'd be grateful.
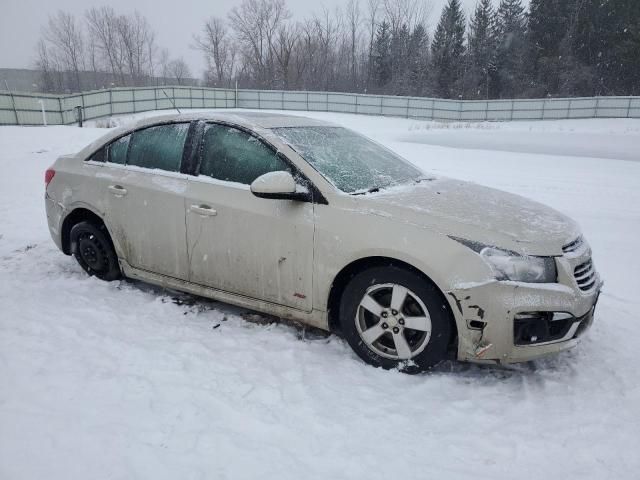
[356,178,580,256]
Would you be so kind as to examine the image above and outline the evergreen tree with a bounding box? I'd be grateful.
[573,0,640,96]
[390,24,411,94]
[407,24,429,96]
[494,0,527,98]
[527,0,581,96]
[372,21,392,91]
[467,0,498,99]
[430,0,466,98]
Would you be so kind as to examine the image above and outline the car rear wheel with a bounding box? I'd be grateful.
[339,266,453,373]
[70,221,121,281]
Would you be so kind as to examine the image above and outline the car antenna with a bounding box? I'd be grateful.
[162,89,181,114]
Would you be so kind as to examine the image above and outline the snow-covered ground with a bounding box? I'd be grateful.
[1,111,639,480]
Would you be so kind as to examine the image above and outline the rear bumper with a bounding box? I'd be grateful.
[449,278,600,364]
[45,192,64,252]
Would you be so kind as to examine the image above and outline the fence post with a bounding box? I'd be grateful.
[567,98,572,119]
[406,97,410,118]
[38,99,47,126]
[8,91,19,125]
[109,89,113,117]
[58,97,64,125]
[154,87,157,111]
[541,98,546,119]
[355,94,359,115]
[595,96,600,118]
[379,95,383,115]
[133,89,137,113]
[510,100,514,121]
[627,97,633,118]
[258,90,261,110]
[281,90,285,110]
[306,91,309,111]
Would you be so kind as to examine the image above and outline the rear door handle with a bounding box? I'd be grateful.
[108,185,127,196]
[190,204,217,217]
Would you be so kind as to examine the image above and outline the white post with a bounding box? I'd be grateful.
[38,99,47,126]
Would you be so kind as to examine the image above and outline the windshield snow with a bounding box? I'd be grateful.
[273,126,423,194]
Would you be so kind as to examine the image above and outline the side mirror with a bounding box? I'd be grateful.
[250,171,311,201]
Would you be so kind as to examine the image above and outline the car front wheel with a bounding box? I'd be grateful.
[339,266,453,373]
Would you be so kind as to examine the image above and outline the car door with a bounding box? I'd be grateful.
[185,122,314,312]
[102,122,191,280]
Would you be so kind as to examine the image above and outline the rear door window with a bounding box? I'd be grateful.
[199,124,288,184]
[127,123,189,172]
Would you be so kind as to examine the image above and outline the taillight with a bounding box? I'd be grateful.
[45,168,56,187]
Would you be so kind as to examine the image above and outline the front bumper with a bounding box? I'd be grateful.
[449,276,601,364]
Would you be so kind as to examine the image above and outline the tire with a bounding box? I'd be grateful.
[339,265,453,373]
[70,221,121,281]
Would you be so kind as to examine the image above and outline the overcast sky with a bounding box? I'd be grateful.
[0,0,503,78]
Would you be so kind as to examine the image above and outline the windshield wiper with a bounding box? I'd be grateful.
[351,186,381,195]
[414,176,435,183]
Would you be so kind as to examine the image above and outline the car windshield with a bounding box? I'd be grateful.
[272,126,423,194]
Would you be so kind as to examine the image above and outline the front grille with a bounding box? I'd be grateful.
[574,258,597,291]
[563,236,584,253]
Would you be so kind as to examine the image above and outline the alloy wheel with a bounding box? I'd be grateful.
[355,283,432,360]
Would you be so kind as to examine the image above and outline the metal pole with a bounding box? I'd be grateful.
[75,105,83,127]
[4,80,19,125]
[38,99,47,126]
[58,97,64,124]
[235,80,238,109]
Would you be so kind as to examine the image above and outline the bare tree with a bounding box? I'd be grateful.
[158,48,170,84]
[117,11,155,86]
[228,0,291,87]
[35,39,61,93]
[383,0,431,35]
[365,0,382,91]
[346,0,362,87]
[167,58,191,85]
[42,11,85,92]
[85,6,126,85]
[193,16,235,86]
[272,23,299,88]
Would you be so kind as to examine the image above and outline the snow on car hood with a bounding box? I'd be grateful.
[358,178,580,256]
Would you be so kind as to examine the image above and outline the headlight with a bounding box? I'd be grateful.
[479,247,557,283]
[451,237,557,283]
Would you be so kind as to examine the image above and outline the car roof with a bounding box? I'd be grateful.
[131,111,337,130]
[78,111,336,159]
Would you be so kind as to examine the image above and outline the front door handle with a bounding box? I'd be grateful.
[190,204,217,217]
[108,185,127,196]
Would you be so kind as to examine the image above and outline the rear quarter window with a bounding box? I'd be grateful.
[108,135,130,165]
[88,147,106,162]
